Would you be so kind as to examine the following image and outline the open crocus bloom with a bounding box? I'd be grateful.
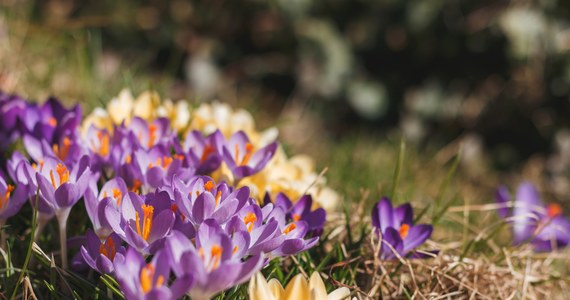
[79,230,125,274]
[496,182,570,252]
[371,197,433,260]
[248,272,351,300]
[220,130,278,181]
[113,247,193,300]
[183,130,223,174]
[84,177,128,239]
[166,221,264,300]
[104,191,175,254]
[270,193,326,237]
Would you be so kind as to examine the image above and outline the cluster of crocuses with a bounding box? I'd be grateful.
[0,92,326,300]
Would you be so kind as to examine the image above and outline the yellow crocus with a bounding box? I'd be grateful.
[249,272,351,300]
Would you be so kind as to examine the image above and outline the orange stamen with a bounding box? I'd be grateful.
[0,185,14,209]
[209,244,223,270]
[135,204,154,241]
[161,157,173,169]
[125,154,132,164]
[96,132,110,156]
[200,144,215,164]
[56,164,69,186]
[243,213,257,233]
[49,170,57,188]
[241,143,254,166]
[547,203,563,218]
[292,214,301,222]
[52,137,72,160]
[48,117,57,127]
[215,191,222,207]
[233,246,239,254]
[99,236,117,261]
[399,224,410,239]
[131,179,142,193]
[139,264,163,293]
[112,188,122,205]
[283,223,296,235]
[148,124,157,148]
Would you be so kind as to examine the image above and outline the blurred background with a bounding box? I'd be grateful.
[2,0,570,203]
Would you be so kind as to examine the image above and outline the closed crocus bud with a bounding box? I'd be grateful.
[107,88,134,125]
[133,90,160,121]
[249,272,351,300]
[249,272,278,300]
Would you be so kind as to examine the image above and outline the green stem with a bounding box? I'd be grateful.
[56,208,71,270]
[10,189,39,300]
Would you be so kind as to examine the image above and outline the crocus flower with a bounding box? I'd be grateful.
[496,182,570,252]
[23,134,84,166]
[183,130,223,174]
[0,173,28,245]
[166,221,264,300]
[18,97,81,145]
[371,197,433,260]
[269,193,326,237]
[248,272,351,300]
[172,176,250,227]
[84,177,128,239]
[104,191,175,254]
[262,204,320,257]
[80,230,125,274]
[113,247,193,300]
[0,92,26,149]
[125,117,174,150]
[31,155,93,268]
[220,131,278,181]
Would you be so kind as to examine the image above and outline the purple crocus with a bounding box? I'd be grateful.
[104,191,175,254]
[0,92,26,149]
[166,221,264,300]
[182,130,223,174]
[172,176,250,227]
[84,177,128,239]
[0,173,28,233]
[29,155,93,268]
[496,182,570,252]
[371,197,433,260]
[113,247,193,300]
[219,131,277,181]
[80,230,125,274]
[263,203,320,257]
[125,117,174,150]
[269,193,326,237]
[18,97,82,145]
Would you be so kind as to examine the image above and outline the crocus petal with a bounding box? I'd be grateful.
[249,272,277,300]
[309,272,328,300]
[513,182,542,244]
[283,274,310,300]
[496,186,511,219]
[403,224,433,253]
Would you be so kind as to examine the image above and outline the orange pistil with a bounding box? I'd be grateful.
[174,154,185,161]
[399,224,410,239]
[283,223,296,235]
[48,117,57,127]
[234,143,254,166]
[140,264,164,293]
[233,246,239,254]
[148,124,158,148]
[52,137,72,161]
[0,185,15,210]
[547,203,562,218]
[125,154,132,164]
[99,236,117,261]
[209,244,223,270]
[200,144,215,164]
[135,204,154,241]
[243,213,257,233]
[204,181,215,192]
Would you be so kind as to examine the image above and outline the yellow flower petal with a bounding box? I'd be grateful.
[107,88,134,124]
[309,272,328,300]
[133,90,160,120]
[249,272,278,300]
[267,278,285,299]
[283,274,310,300]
